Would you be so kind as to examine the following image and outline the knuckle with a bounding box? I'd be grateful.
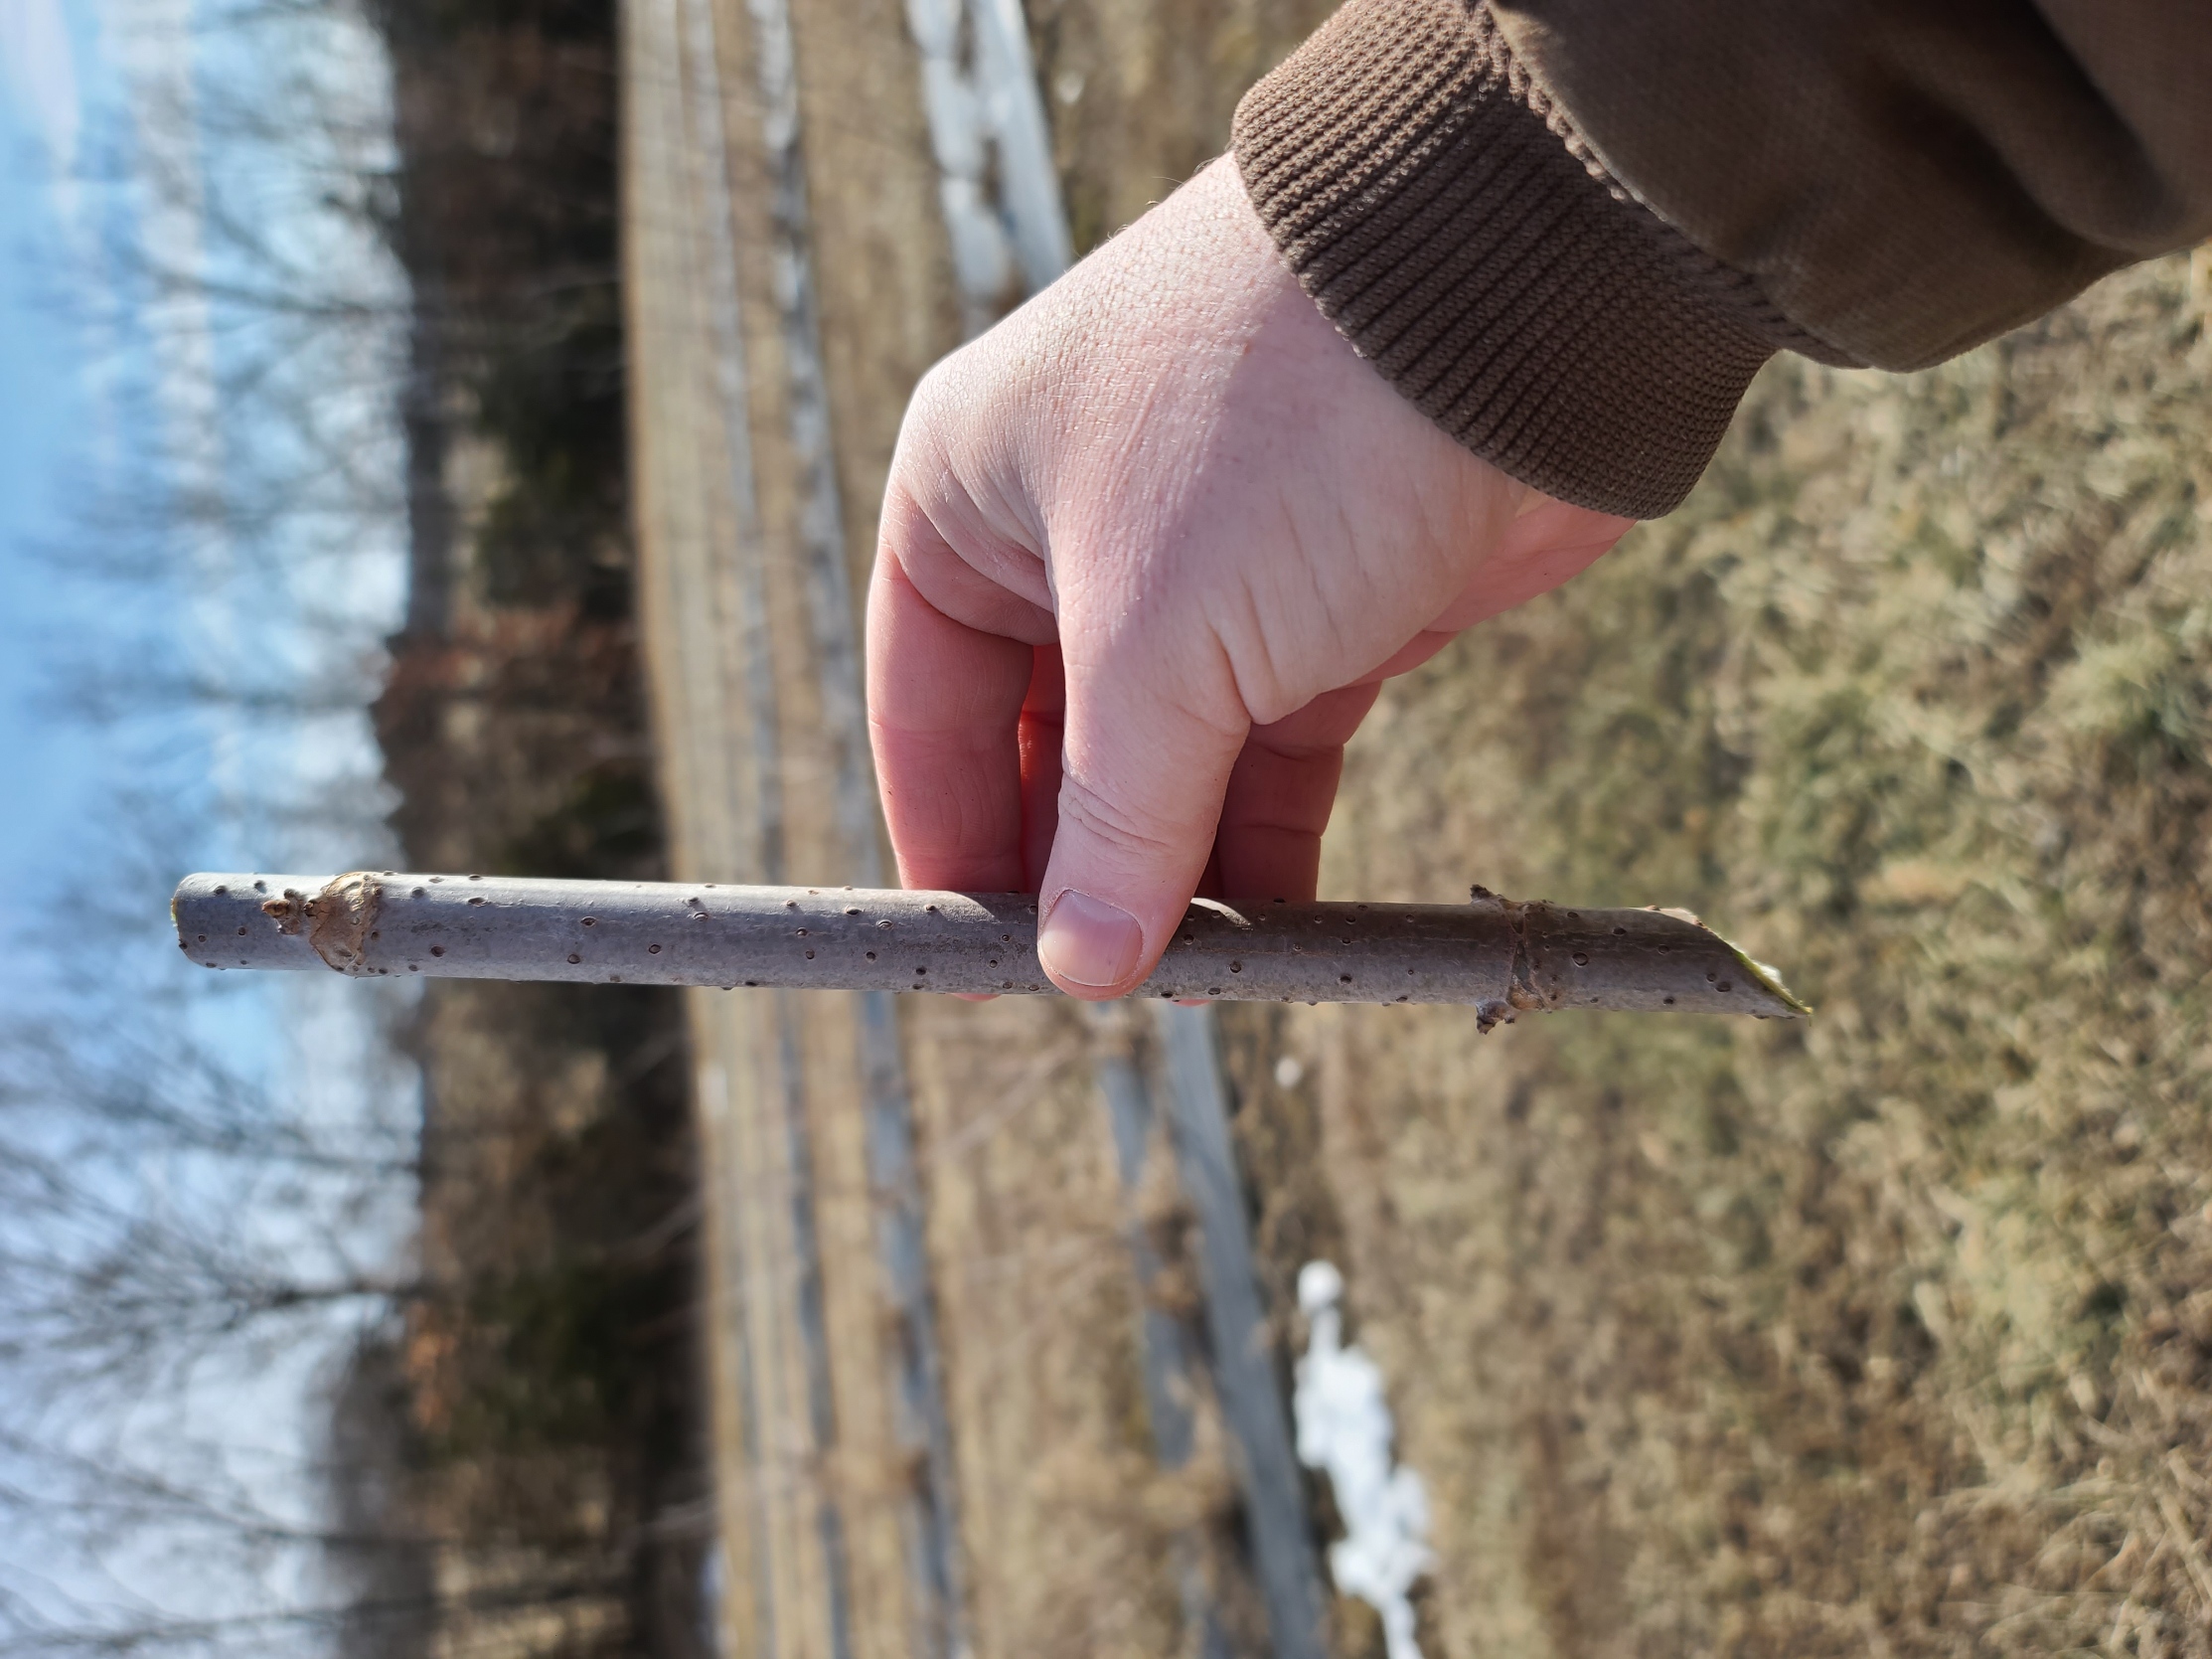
[1053,774,1189,864]
[906,353,961,423]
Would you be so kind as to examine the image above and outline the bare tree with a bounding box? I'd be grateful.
[2,0,710,1643]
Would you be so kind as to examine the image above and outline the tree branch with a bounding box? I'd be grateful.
[176,871,1809,1023]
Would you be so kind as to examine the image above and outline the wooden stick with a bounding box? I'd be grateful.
[172,872,1809,1027]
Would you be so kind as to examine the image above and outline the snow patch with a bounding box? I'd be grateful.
[1294,1260,1433,1659]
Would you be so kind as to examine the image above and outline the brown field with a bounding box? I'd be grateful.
[1305,254,2212,1657]
[620,0,2212,1648]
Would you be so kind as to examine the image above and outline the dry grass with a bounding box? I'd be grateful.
[1286,254,2212,1657]
[906,993,1213,1659]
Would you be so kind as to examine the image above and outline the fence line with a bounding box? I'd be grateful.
[900,4,1313,1649]
[741,0,972,1645]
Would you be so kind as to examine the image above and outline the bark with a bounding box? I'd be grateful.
[176,872,1808,1024]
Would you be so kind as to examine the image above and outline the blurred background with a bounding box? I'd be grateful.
[3,0,2211,1654]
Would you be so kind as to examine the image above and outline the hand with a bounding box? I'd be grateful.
[867,157,1632,999]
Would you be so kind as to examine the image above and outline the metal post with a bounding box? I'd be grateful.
[1155,1002,1329,1659]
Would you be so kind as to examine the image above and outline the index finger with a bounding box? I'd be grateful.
[866,503,1042,894]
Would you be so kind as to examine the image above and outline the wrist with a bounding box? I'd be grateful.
[1232,0,1784,520]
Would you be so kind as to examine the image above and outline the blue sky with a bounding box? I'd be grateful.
[2,0,408,926]
[1,0,418,1643]
[0,0,106,934]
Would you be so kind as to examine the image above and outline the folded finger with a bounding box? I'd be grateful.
[1213,681,1380,903]
[867,516,1038,893]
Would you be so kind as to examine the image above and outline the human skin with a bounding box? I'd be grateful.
[866,157,1633,1000]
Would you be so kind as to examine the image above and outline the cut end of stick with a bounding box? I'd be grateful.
[1482,886,1809,1022]
[1722,941,1813,1018]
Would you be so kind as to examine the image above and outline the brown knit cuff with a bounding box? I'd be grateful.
[1233,0,1832,520]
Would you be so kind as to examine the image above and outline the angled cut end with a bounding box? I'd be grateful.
[1486,887,1809,1020]
[1720,939,1811,1018]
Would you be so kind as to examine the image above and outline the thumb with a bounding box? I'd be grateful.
[1034,638,1248,999]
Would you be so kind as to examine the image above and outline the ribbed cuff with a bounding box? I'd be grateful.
[1233,0,1817,520]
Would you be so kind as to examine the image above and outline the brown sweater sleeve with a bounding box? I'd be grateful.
[1232,0,2212,519]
